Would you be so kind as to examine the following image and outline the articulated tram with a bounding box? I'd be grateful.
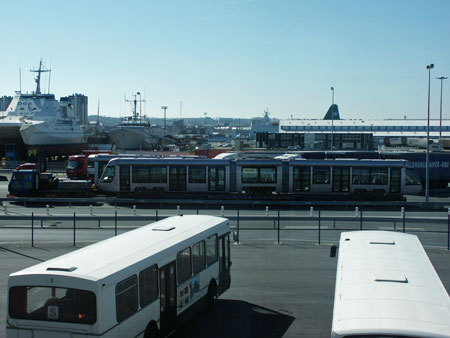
[97,157,422,200]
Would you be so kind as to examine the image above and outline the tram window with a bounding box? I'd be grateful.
[177,247,192,284]
[313,167,330,184]
[293,166,310,191]
[192,240,206,274]
[370,168,388,185]
[189,166,206,183]
[100,166,115,183]
[116,275,138,322]
[208,166,226,191]
[139,265,158,307]
[242,168,258,183]
[206,234,218,265]
[149,166,167,183]
[260,167,277,183]
[352,168,370,185]
[406,168,421,185]
[132,166,150,183]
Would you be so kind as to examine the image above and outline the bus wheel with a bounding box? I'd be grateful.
[207,280,217,309]
[144,321,158,338]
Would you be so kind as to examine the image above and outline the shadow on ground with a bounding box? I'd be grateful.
[171,299,295,338]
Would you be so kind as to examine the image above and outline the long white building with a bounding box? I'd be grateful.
[279,119,450,138]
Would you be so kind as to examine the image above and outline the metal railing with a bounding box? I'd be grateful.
[1,204,449,250]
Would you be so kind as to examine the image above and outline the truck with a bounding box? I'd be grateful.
[66,151,111,180]
[8,169,93,198]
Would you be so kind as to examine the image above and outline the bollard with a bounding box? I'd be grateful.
[310,206,314,217]
[265,206,269,217]
[355,207,359,217]
[46,205,50,216]
[133,205,137,216]
[177,205,180,216]
[401,207,405,217]
[3,204,7,215]
[90,205,93,216]
[221,206,224,217]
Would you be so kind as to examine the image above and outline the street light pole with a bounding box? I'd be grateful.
[331,87,334,150]
[161,106,168,135]
[437,76,448,139]
[426,64,434,203]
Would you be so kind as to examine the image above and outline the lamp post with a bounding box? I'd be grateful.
[437,76,448,138]
[161,106,168,135]
[426,64,434,203]
[331,87,334,150]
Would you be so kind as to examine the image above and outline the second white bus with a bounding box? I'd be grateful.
[331,231,450,338]
[7,215,231,338]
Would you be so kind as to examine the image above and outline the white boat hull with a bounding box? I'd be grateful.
[109,126,159,150]
[20,120,85,146]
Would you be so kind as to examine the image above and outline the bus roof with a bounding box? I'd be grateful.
[9,215,228,283]
[332,231,450,338]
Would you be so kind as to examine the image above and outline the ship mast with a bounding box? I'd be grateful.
[125,92,146,122]
[30,59,51,95]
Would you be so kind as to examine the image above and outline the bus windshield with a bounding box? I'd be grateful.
[9,286,96,324]
[101,166,115,183]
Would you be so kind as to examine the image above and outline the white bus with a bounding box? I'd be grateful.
[331,231,450,338]
[7,215,231,338]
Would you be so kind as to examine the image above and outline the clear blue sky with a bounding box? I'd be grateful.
[1,0,449,120]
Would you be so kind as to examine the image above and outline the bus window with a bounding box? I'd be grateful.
[139,264,159,307]
[176,247,192,284]
[206,234,218,266]
[192,240,206,274]
[9,286,96,324]
[116,275,138,322]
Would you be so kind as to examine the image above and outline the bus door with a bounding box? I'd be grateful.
[159,261,177,335]
[119,166,130,192]
[217,234,231,295]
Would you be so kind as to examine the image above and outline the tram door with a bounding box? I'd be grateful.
[218,234,231,295]
[119,166,130,192]
[390,168,401,193]
[159,261,177,335]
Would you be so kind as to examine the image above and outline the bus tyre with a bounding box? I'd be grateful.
[144,321,158,338]
[207,280,217,309]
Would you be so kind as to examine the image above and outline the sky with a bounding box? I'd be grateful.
[0,0,449,121]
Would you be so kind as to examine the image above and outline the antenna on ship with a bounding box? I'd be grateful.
[125,92,145,122]
[30,59,50,95]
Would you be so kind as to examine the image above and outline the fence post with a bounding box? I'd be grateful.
[277,209,280,244]
[401,207,405,233]
[318,210,321,245]
[31,212,34,247]
[447,208,450,251]
[156,210,159,221]
[237,209,240,244]
[196,209,199,215]
[360,209,363,230]
[73,212,76,247]
[115,210,118,236]
[221,206,224,217]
